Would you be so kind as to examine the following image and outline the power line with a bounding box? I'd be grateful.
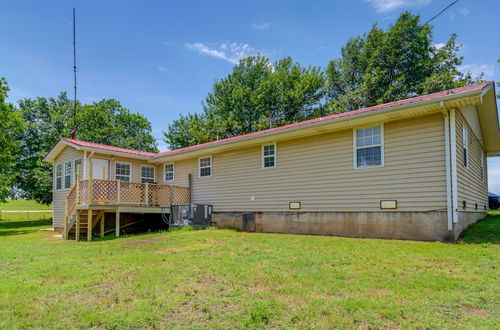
[423,0,459,26]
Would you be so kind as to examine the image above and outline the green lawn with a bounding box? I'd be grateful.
[0,199,52,221]
[0,199,52,210]
[0,215,498,328]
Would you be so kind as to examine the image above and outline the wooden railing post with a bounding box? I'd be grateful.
[145,183,149,205]
[117,180,121,203]
[76,164,81,203]
[88,164,93,204]
[169,185,174,206]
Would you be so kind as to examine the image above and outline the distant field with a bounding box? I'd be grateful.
[0,200,52,221]
[0,199,51,210]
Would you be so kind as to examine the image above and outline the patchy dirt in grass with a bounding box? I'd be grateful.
[460,306,491,316]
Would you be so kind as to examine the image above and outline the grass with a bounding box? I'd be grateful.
[0,199,52,210]
[0,215,498,328]
[0,199,52,221]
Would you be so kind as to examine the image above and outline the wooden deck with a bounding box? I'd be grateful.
[64,179,190,241]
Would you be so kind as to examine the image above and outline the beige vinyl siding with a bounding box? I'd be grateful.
[90,153,162,183]
[52,147,84,229]
[455,111,488,211]
[167,113,447,212]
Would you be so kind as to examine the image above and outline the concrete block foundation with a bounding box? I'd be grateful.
[213,211,487,242]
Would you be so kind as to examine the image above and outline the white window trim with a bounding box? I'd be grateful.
[140,165,156,183]
[353,124,384,169]
[261,142,277,169]
[164,163,175,182]
[55,163,63,191]
[463,126,468,168]
[63,161,72,190]
[115,161,132,182]
[199,155,212,178]
[74,159,82,182]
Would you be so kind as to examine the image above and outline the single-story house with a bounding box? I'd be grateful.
[45,81,500,241]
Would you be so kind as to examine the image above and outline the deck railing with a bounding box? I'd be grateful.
[65,179,190,219]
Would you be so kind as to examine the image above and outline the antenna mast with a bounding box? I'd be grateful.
[71,8,77,139]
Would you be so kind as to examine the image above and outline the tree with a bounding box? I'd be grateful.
[15,94,157,204]
[325,12,476,113]
[164,56,325,148]
[0,78,24,202]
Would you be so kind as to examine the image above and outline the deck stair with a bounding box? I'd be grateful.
[66,210,105,241]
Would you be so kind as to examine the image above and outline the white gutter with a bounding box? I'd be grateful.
[442,109,453,231]
[449,108,459,224]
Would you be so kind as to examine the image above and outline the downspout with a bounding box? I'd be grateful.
[441,107,453,231]
[87,151,95,179]
[449,108,459,224]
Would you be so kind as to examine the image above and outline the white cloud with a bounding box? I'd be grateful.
[458,63,495,80]
[185,42,265,64]
[458,8,470,16]
[364,0,432,13]
[252,22,271,30]
[434,43,446,50]
[157,66,167,72]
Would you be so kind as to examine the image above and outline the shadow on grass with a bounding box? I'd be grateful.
[458,215,500,244]
[0,219,52,236]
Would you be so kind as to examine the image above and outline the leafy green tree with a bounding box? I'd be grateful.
[164,56,325,148]
[325,12,476,113]
[0,78,24,202]
[15,93,157,204]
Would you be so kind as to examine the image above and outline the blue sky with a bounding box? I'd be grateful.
[1,0,499,192]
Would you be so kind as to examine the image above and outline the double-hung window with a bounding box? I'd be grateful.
[164,163,174,182]
[115,162,131,182]
[355,125,383,168]
[141,165,155,183]
[64,161,72,189]
[262,143,276,168]
[463,126,468,168]
[199,156,212,177]
[55,164,62,190]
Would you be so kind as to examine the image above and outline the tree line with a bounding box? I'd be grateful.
[0,12,485,204]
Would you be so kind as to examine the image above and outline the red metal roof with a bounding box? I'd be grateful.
[156,81,492,157]
[60,138,157,157]
[52,81,491,159]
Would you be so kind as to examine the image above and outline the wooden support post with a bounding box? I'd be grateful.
[76,211,80,242]
[87,210,92,242]
[100,212,105,238]
[145,183,149,205]
[115,211,120,237]
[64,203,68,239]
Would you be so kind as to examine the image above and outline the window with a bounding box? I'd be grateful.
[64,161,72,189]
[115,162,131,182]
[74,159,82,182]
[262,143,276,168]
[164,163,174,182]
[141,165,155,183]
[355,125,383,168]
[199,156,212,177]
[463,126,468,168]
[55,164,62,190]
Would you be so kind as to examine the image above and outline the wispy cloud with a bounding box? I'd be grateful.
[185,42,266,64]
[449,7,470,20]
[157,66,167,72]
[434,43,446,50]
[364,0,432,13]
[252,22,271,30]
[458,62,495,80]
